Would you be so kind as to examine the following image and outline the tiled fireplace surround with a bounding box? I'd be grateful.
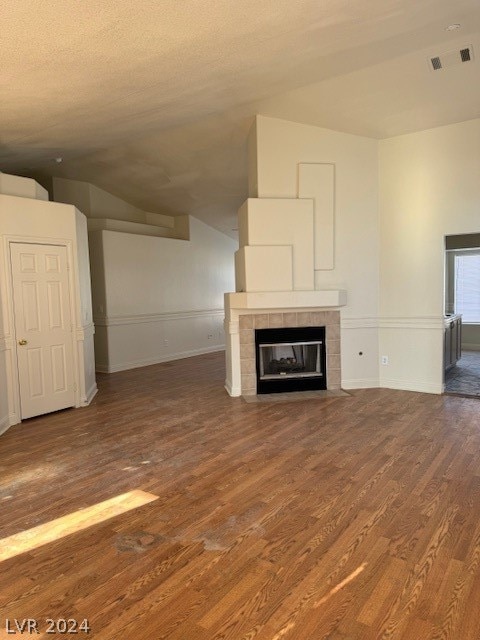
[238,310,341,395]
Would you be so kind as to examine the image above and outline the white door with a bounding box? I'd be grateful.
[10,243,75,419]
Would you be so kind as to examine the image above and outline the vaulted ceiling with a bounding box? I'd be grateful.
[2,0,480,236]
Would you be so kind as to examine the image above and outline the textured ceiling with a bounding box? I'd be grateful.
[1,0,480,235]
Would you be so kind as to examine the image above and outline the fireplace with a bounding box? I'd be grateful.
[256,326,327,394]
[226,310,341,396]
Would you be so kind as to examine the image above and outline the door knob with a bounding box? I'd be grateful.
[18,339,28,346]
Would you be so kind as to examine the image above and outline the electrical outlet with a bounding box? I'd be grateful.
[381,355,389,365]
[163,339,168,346]
[207,334,214,340]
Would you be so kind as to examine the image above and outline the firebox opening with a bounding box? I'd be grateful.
[255,326,327,394]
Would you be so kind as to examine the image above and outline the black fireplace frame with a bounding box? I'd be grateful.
[255,326,327,394]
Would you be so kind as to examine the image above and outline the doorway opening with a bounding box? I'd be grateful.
[444,233,480,397]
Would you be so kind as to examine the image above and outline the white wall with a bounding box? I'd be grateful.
[0,283,8,434]
[0,172,48,201]
[247,118,258,198]
[93,216,237,372]
[0,188,96,428]
[74,211,97,401]
[254,116,380,388]
[56,134,353,384]
[379,118,480,392]
[53,177,92,217]
[237,197,314,291]
[463,325,480,351]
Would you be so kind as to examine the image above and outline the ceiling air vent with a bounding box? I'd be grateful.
[430,45,474,71]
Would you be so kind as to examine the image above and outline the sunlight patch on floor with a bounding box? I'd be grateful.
[0,490,158,562]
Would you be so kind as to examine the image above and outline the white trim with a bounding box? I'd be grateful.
[225,320,239,334]
[94,309,224,327]
[380,378,443,395]
[341,378,380,389]
[9,412,21,427]
[96,345,225,374]
[224,380,241,397]
[341,316,444,330]
[341,317,379,329]
[76,323,95,340]
[379,317,444,330]
[0,335,11,432]
[85,383,98,404]
[0,415,10,436]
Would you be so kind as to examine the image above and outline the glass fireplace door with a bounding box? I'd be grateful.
[255,326,327,394]
[258,341,323,380]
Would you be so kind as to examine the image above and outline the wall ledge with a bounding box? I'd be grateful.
[87,217,183,239]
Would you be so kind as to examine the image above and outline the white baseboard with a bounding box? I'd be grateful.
[341,378,380,390]
[224,380,241,397]
[0,415,10,436]
[380,378,443,395]
[85,383,98,404]
[96,345,225,374]
[462,343,480,352]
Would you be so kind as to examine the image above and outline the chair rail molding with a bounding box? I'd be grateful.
[341,316,445,330]
[94,308,224,327]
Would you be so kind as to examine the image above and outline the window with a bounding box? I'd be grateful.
[455,251,480,323]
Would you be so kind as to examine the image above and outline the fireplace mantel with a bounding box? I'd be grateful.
[226,289,347,311]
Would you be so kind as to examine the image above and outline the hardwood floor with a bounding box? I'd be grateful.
[1,352,480,639]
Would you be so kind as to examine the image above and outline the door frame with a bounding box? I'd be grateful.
[1,234,81,424]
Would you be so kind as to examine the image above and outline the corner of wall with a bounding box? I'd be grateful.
[0,416,10,436]
[173,215,190,240]
[52,177,92,217]
[247,119,258,197]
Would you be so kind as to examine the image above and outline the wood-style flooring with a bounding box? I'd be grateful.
[1,352,480,639]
